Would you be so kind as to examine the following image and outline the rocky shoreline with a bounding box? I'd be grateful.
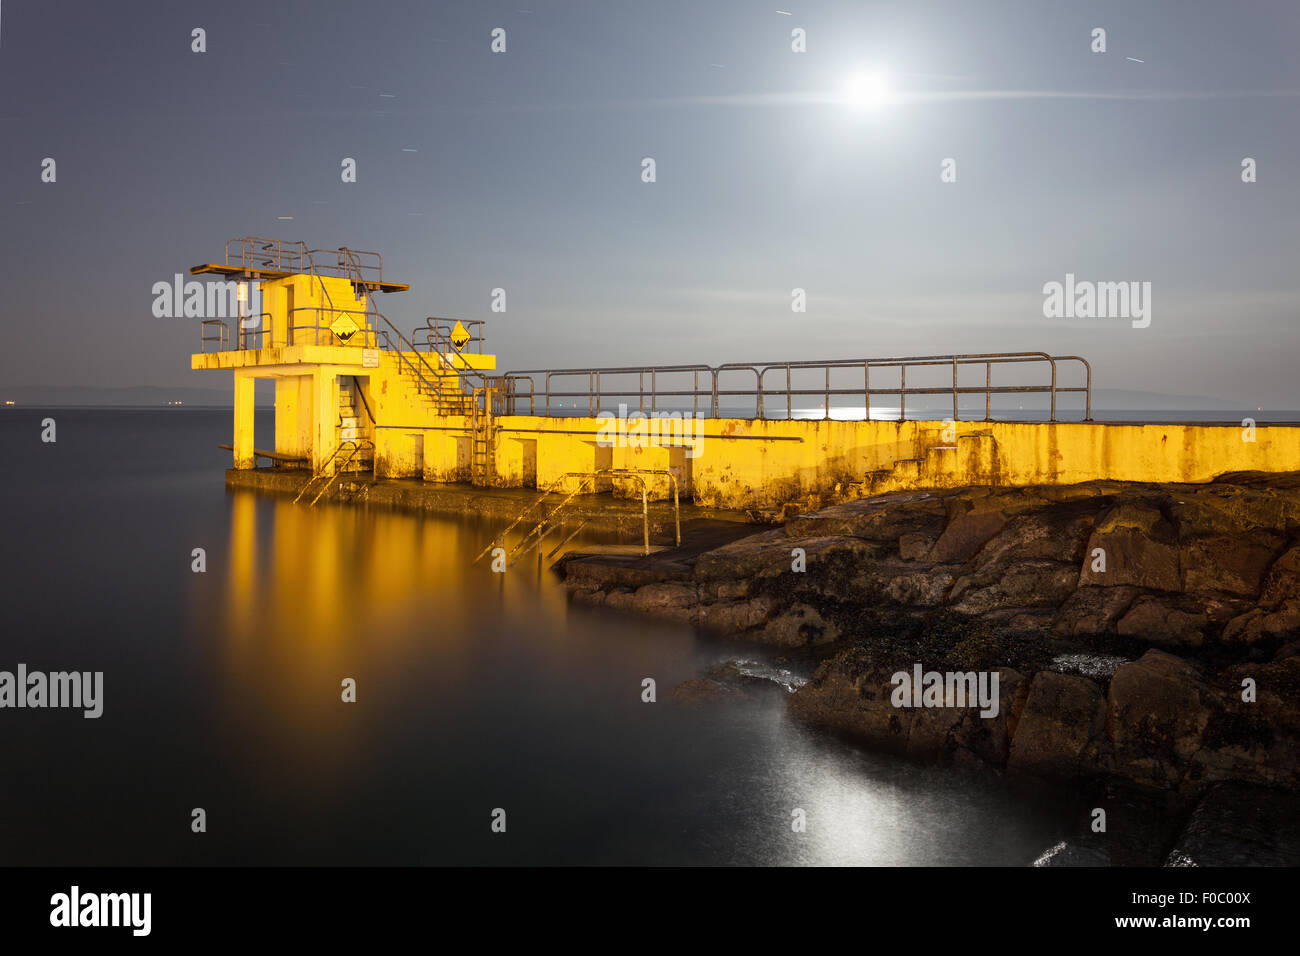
[555,472,1300,863]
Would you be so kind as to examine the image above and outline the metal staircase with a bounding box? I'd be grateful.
[293,439,375,506]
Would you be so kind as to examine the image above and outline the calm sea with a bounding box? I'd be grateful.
[0,408,1073,865]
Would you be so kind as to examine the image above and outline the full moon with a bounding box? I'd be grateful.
[843,71,892,110]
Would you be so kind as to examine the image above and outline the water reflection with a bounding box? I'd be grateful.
[197,487,1071,865]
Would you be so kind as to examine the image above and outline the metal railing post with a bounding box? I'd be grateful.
[952,355,959,422]
[864,362,870,421]
[985,361,992,421]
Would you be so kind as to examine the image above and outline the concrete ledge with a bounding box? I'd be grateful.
[224,468,752,536]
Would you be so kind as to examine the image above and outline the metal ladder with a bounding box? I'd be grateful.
[470,389,495,486]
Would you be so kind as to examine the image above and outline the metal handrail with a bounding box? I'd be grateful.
[293,438,375,505]
[284,307,382,348]
[416,317,485,355]
[475,468,681,564]
[200,319,229,353]
[503,352,1093,422]
[503,364,715,417]
[223,237,385,288]
[416,317,488,397]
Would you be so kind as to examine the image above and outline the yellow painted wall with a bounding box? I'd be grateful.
[481,416,1300,509]
[194,274,1300,509]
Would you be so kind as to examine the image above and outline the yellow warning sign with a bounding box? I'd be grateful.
[330,314,360,342]
[450,321,471,350]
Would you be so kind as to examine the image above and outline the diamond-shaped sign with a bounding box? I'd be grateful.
[450,321,471,350]
[330,314,360,342]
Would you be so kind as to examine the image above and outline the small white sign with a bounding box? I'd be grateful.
[362,348,379,368]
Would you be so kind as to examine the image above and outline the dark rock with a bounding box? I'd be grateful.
[670,678,735,706]
[951,560,1078,615]
[696,594,779,636]
[762,604,841,647]
[1116,596,1209,648]
[1106,650,1213,789]
[1031,841,1111,867]
[898,532,934,560]
[1053,586,1141,637]
[929,507,1007,563]
[559,474,1300,796]
[783,492,946,542]
[1222,600,1300,645]
[1008,672,1106,779]
[1181,533,1285,596]
[1079,501,1181,591]
[1165,783,1300,865]
[1260,544,1300,607]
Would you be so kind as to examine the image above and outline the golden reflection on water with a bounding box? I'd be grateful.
[214,490,580,770]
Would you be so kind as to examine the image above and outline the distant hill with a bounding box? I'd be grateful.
[1085,389,1256,411]
[0,385,267,408]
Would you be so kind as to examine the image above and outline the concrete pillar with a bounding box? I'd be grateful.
[312,369,338,475]
[275,375,313,459]
[233,372,256,469]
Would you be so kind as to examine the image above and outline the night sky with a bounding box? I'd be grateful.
[2,0,1298,405]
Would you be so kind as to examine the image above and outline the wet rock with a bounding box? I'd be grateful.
[1165,783,1300,866]
[570,587,606,606]
[715,579,751,600]
[628,582,698,625]
[670,678,735,706]
[696,594,778,636]
[787,654,1026,767]
[762,604,841,647]
[785,651,913,756]
[1050,652,1129,681]
[1031,840,1111,867]
[1033,779,1182,867]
